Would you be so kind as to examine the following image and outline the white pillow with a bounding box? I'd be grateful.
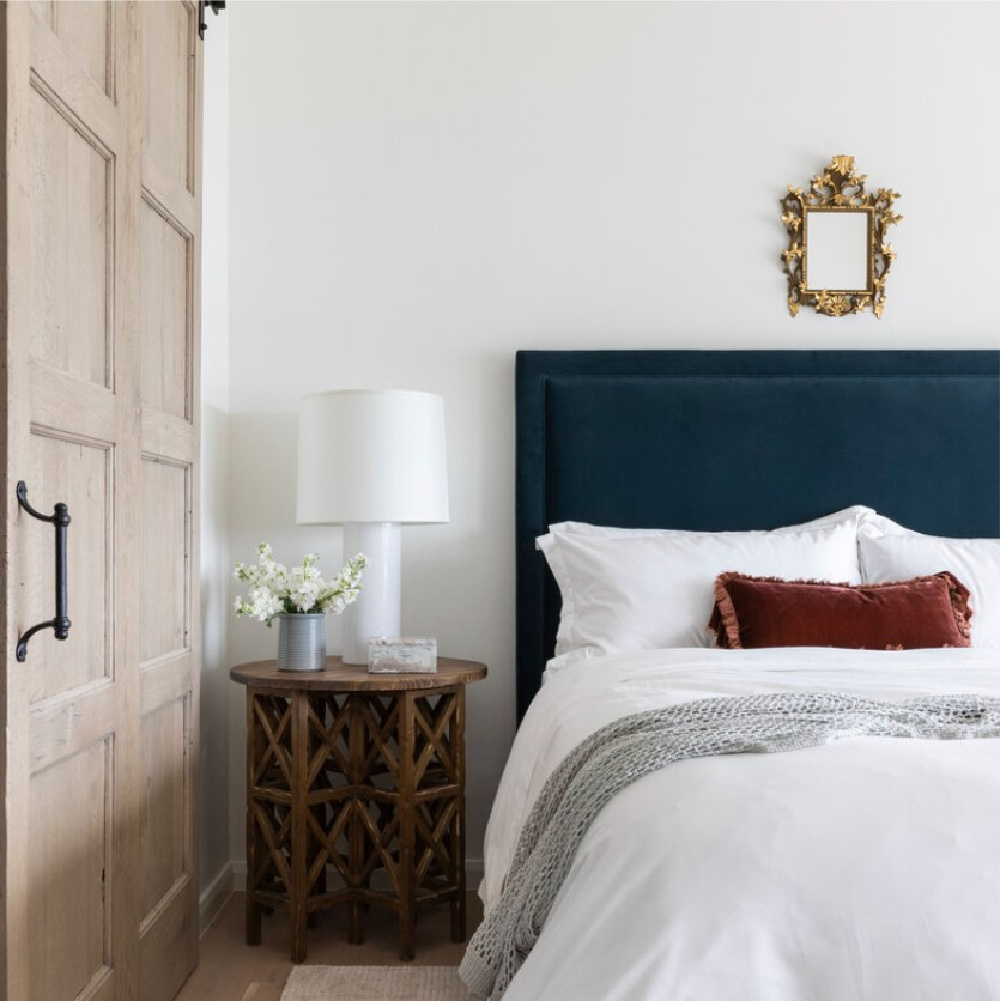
[856,509,910,537]
[541,521,862,660]
[537,505,874,547]
[859,526,1000,648]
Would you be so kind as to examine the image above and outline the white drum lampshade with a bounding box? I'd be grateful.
[297,390,449,664]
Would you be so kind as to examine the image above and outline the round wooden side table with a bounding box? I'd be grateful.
[230,656,487,963]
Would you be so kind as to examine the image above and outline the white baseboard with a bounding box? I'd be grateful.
[232,859,247,891]
[199,861,236,934]
[224,857,483,896]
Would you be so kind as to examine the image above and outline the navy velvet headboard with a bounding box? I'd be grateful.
[515,350,1000,722]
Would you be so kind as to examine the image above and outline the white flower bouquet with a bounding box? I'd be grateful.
[233,543,368,625]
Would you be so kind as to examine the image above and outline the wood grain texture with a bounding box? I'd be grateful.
[0,8,22,990]
[397,692,416,961]
[231,657,488,692]
[29,362,116,442]
[233,662,486,965]
[3,4,140,999]
[29,679,115,774]
[24,431,111,702]
[240,987,283,1001]
[21,432,108,698]
[110,8,144,995]
[3,3,202,999]
[140,195,191,419]
[28,738,111,1001]
[30,0,113,98]
[141,696,189,917]
[174,891,483,1001]
[140,456,190,663]
[28,74,111,387]
[140,1,194,194]
[28,14,117,148]
[451,687,467,943]
[137,2,202,997]
[140,406,198,464]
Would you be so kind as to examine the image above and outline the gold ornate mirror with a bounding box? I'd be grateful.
[781,155,901,317]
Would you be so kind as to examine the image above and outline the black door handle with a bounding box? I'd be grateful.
[16,480,71,662]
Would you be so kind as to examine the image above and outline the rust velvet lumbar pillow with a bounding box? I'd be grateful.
[709,571,973,650]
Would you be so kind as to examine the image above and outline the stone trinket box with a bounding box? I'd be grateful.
[368,637,438,673]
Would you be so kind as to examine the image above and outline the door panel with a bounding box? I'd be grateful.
[141,1,195,194]
[28,739,113,1001]
[141,199,192,420]
[141,696,190,918]
[28,81,112,388]
[29,0,114,99]
[3,2,202,998]
[140,458,190,664]
[26,432,111,703]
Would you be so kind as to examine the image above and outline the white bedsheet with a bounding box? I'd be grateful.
[480,648,1000,1001]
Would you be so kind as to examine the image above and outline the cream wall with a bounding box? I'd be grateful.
[224,1,1000,876]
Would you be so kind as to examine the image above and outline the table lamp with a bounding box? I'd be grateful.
[297,390,449,664]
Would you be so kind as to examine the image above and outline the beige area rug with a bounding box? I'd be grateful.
[280,965,477,1001]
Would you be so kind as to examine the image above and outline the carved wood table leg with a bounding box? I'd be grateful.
[305,694,325,931]
[245,689,262,946]
[451,686,468,943]
[290,691,309,963]
[348,692,365,945]
[398,691,416,961]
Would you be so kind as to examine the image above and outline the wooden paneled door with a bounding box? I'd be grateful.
[0,4,203,1000]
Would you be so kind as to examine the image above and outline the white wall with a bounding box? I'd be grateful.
[227,1,1000,868]
[199,14,231,903]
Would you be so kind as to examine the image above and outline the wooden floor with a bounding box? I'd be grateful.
[176,891,484,1001]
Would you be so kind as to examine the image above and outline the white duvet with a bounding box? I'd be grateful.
[480,648,1000,1001]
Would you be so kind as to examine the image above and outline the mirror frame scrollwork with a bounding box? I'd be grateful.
[781,155,902,318]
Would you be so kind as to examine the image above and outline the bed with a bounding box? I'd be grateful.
[467,351,1000,1000]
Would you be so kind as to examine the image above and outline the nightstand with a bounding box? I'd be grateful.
[230,656,487,963]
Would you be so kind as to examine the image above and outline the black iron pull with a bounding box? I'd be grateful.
[16,481,71,662]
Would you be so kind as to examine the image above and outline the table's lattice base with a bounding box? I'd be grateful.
[245,685,467,961]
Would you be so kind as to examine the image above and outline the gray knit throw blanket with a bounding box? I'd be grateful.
[459,692,1000,1000]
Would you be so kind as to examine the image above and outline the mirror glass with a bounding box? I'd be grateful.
[804,209,870,292]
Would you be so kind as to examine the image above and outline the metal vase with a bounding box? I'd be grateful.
[277,613,327,672]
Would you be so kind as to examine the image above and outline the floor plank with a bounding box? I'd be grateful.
[176,891,483,1001]
[240,987,284,1001]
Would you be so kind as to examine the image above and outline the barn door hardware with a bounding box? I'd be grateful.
[198,0,226,40]
[16,481,71,662]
